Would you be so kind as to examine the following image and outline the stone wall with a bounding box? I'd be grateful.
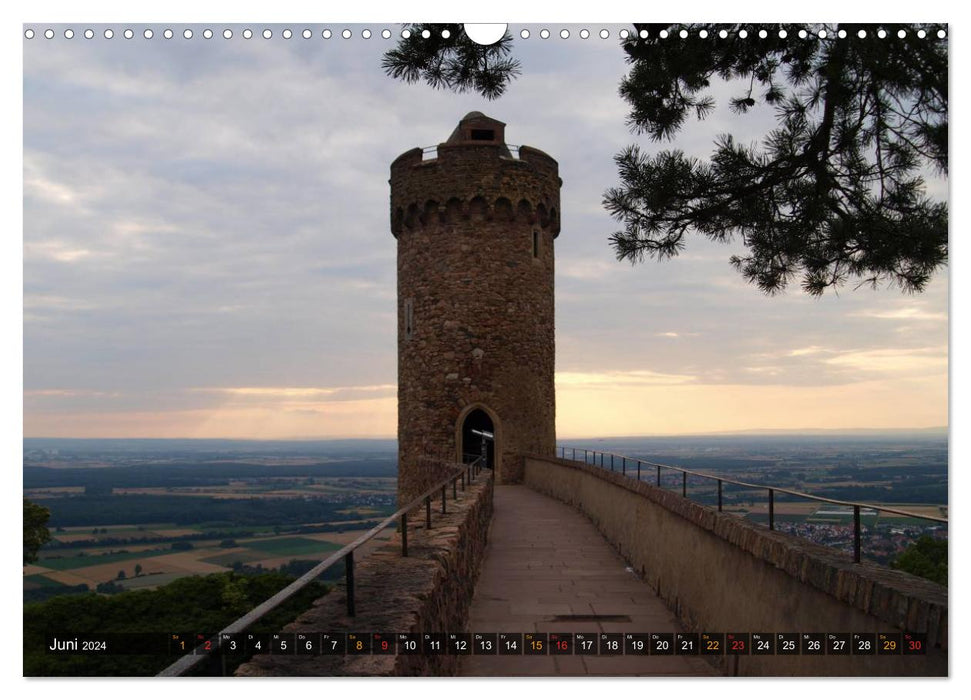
[391,116,560,504]
[523,455,947,676]
[236,470,494,676]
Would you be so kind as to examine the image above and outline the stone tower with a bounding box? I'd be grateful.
[391,112,561,504]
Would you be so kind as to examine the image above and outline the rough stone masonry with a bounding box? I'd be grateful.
[391,112,562,504]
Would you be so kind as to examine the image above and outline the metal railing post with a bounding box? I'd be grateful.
[345,551,355,616]
[637,461,641,481]
[572,448,576,461]
[401,513,408,556]
[425,496,431,529]
[718,480,723,512]
[768,489,775,530]
[622,457,626,475]
[854,505,861,563]
[657,464,661,487]
[611,454,614,470]
[682,471,687,497]
[584,449,588,464]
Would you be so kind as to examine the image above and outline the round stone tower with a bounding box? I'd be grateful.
[391,112,561,504]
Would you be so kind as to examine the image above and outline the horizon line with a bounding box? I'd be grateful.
[22,426,949,442]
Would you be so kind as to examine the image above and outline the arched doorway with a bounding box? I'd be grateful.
[461,408,495,469]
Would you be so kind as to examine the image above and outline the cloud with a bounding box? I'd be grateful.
[852,306,948,322]
[823,347,948,375]
[21,26,949,437]
[556,369,697,389]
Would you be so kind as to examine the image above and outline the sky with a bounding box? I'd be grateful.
[22,23,949,440]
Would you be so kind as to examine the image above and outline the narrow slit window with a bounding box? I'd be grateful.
[404,298,414,340]
[532,230,539,258]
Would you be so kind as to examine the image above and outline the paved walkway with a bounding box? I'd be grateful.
[459,485,716,676]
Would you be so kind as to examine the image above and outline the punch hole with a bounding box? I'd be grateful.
[858,30,867,38]
[283,29,293,39]
[938,29,946,38]
[401,29,410,39]
[540,28,550,39]
[699,29,709,38]
[579,29,589,39]
[262,29,272,39]
[223,29,233,39]
[520,29,530,39]
[739,29,748,38]
[619,29,630,39]
[718,30,728,38]
[243,29,253,39]
[163,29,173,39]
[183,29,192,39]
[659,30,668,39]
[441,29,450,39]
[124,29,133,39]
[758,29,767,39]
[878,29,887,38]
[778,30,787,38]
[342,29,352,39]
[382,29,392,39]
[64,29,74,39]
[599,29,609,39]
[24,28,34,39]
[680,29,689,38]
[917,29,926,39]
[203,29,213,39]
[323,29,333,39]
[837,29,847,38]
[144,29,153,39]
[302,29,312,39]
[464,24,507,45]
[560,29,569,39]
[104,29,113,39]
[641,29,650,39]
[798,29,807,39]
[362,29,372,39]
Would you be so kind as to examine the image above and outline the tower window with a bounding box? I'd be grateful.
[404,298,414,340]
[470,129,495,141]
[532,230,540,258]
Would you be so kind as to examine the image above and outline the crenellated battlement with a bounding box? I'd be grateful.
[391,194,559,236]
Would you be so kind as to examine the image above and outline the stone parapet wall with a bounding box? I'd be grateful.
[523,455,947,676]
[236,470,494,676]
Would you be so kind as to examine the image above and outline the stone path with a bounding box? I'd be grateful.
[459,485,717,676]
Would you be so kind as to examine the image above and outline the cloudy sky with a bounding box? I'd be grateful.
[22,24,949,439]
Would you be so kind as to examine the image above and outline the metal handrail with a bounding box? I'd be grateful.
[419,143,521,161]
[556,446,947,565]
[158,457,486,677]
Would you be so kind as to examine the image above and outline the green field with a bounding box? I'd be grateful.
[37,548,168,571]
[199,550,271,567]
[23,574,67,590]
[244,537,342,557]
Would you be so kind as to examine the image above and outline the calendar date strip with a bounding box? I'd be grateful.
[45,631,929,656]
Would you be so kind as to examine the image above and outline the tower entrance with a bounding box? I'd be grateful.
[461,409,495,470]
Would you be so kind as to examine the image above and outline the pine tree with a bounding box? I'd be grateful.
[384,23,948,295]
[382,24,520,100]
